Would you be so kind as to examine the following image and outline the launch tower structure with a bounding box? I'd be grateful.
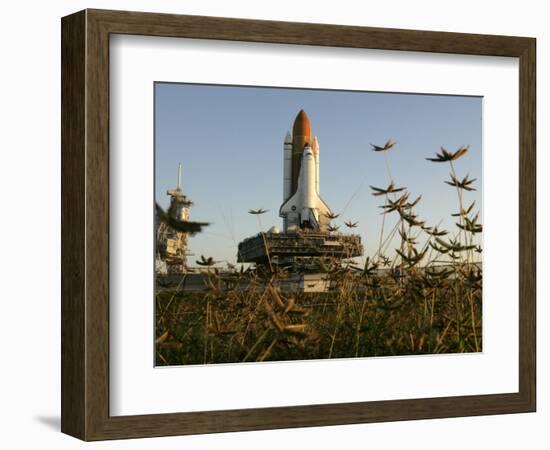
[156,163,193,273]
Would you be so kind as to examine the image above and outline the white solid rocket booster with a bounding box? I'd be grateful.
[312,136,320,194]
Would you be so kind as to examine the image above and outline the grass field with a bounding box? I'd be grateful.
[156,263,481,365]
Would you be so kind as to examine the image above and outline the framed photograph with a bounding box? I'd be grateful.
[61,9,536,440]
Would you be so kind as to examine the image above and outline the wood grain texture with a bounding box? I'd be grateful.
[518,38,536,409]
[61,10,86,439]
[61,9,537,441]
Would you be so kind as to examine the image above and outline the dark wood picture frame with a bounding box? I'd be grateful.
[61,9,536,441]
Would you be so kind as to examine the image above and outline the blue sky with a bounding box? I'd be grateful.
[155,83,482,266]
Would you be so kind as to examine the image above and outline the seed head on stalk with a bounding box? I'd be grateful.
[445,174,477,191]
[248,207,270,231]
[196,255,218,267]
[370,181,405,196]
[370,139,396,152]
[426,145,469,163]
[324,212,340,220]
[155,203,209,234]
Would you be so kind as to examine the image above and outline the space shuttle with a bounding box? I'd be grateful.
[279,110,332,232]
